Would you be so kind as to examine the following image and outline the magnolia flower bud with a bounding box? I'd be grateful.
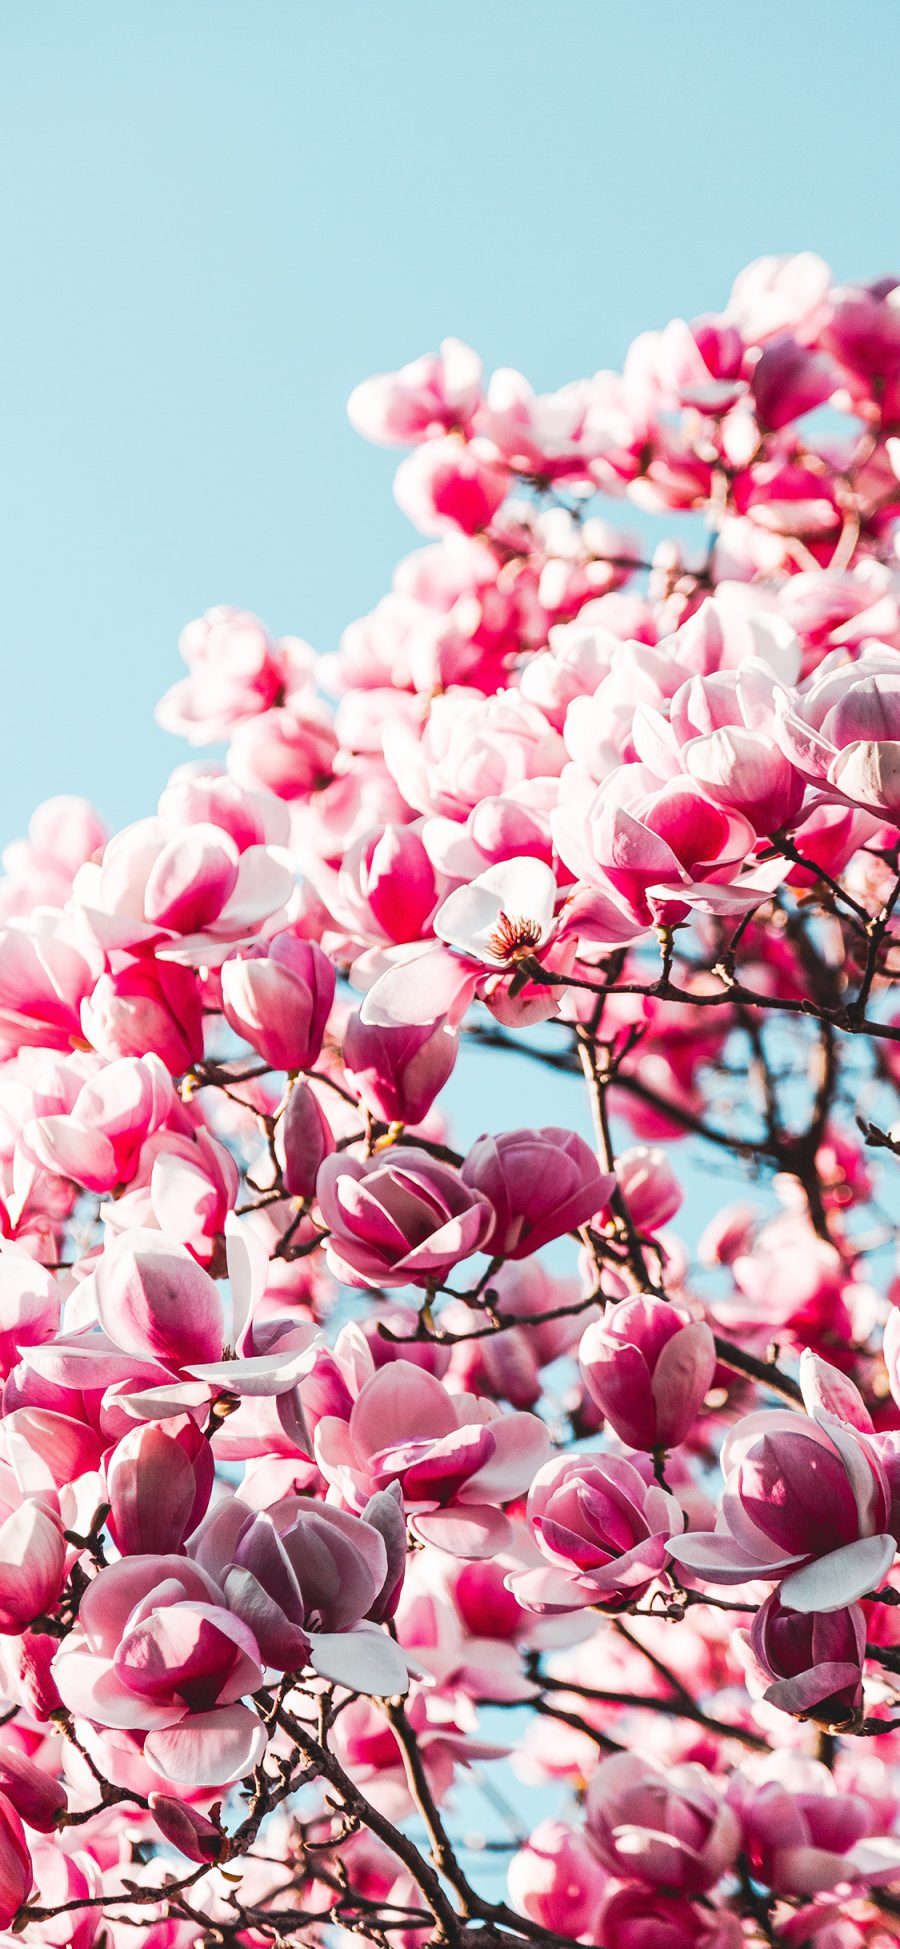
[579,1295,716,1451]
[277,1079,336,1198]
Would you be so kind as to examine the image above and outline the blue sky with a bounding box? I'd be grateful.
[1,1,898,844]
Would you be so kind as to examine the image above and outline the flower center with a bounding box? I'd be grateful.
[486,910,543,962]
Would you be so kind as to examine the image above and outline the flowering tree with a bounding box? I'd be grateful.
[2,253,900,1948]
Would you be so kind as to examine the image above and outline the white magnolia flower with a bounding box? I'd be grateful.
[433,857,558,969]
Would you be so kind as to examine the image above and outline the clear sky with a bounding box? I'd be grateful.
[1,0,898,844]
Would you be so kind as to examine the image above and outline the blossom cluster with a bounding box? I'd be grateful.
[0,253,900,1947]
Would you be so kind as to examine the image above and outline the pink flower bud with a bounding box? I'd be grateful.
[276,1080,335,1198]
[362,1483,408,1621]
[0,1501,66,1634]
[747,1590,865,1727]
[579,1296,716,1451]
[343,1013,458,1126]
[585,1753,740,1894]
[0,1746,67,1833]
[0,1631,62,1721]
[750,337,837,430]
[460,1127,614,1259]
[0,1791,32,1926]
[316,1148,494,1288]
[81,959,204,1075]
[149,1794,225,1863]
[221,934,336,1072]
[509,1451,683,1613]
[341,824,438,944]
[614,1146,683,1232]
[105,1415,215,1556]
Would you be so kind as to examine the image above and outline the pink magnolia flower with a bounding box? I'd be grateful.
[393,434,509,538]
[507,1819,607,1941]
[600,1889,742,1949]
[139,1127,240,1265]
[634,666,806,836]
[227,699,339,801]
[315,1147,494,1288]
[508,1451,684,1613]
[775,645,900,820]
[221,935,335,1072]
[750,334,837,430]
[395,1550,538,1703]
[383,688,565,823]
[51,1555,267,1788]
[190,1494,409,1696]
[80,958,204,1075]
[553,764,776,933]
[342,1012,458,1128]
[0,912,105,1054]
[73,805,295,966]
[314,1356,552,1556]
[725,252,832,343]
[0,795,106,921]
[26,1842,101,1949]
[823,277,900,387]
[668,1399,897,1611]
[460,1127,614,1259]
[741,1589,866,1727]
[348,339,483,446]
[61,1220,317,1410]
[476,367,626,480]
[0,1630,61,1722]
[729,1757,900,1896]
[579,1296,716,1452]
[585,1752,740,1893]
[155,606,317,745]
[20,1054,174,1195]
[0,1253,60,1380]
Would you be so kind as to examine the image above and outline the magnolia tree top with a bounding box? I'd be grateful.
[0,252,899,1947]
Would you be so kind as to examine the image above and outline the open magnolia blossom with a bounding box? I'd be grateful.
[432,856,559,968]
[5,255,900,1946]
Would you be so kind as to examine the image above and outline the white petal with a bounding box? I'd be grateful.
[184,1345,320,1397]
[309,1625,410,1697]
[779,1534,896,1613]
[225,1213,270,1345]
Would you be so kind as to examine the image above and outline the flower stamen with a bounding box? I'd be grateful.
[486,910,544,962]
